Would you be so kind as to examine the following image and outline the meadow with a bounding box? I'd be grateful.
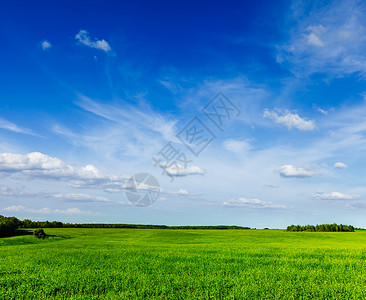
[1,228,366,299]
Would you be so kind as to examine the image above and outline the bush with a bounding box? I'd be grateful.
[34,228,46,239]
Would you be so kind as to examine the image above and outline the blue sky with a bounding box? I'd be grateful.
[1,0,366,228]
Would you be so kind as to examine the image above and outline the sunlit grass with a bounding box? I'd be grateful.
[1,229,366,299]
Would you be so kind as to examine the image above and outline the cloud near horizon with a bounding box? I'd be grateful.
[314,192,360,200]
[1,205,90,215]
[223,198,287,209]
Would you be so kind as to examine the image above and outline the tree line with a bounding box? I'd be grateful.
[1,215,253,236]
[0,215,19,237]
[2,215,358,237]
[286,223,355,232]
[19,220,252,230]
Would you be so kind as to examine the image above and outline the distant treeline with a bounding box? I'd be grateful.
[286,224,355,232]
[18,219,252,230]
[0,215,19,237]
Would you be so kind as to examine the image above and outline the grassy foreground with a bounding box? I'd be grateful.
[1,229,366,299]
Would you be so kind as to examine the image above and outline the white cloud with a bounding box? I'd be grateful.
[41,40,51,50]
[223,139,251,154]
[317,108,328,115]
[156,161,204,177]
[312,104,334,115]
[0,152,129,191]
[263,109,316,131]
[52,193,110,203]
[314,191,359,200]
[278,164,315,178]
[75,30,111,52]
[334,162,348,169]
[176,189,188,195]
[0,152,101,178]
[277,0,366,77]
[1,205,90,215]
[223,198,287,209]
[0,117,38,136]
[305,27,325,47]
[0,184,111,203]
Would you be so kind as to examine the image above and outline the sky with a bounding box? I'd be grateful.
[1,0,366,228]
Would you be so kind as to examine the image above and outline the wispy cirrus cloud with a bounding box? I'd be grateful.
[223,197,287,209]
[52,193,110,203]
[0,117,39,136]
[76,94,177,142]
[0,185,111,203]
[223,139,252,155]
[1,205,91,215]
[277,0,366,78]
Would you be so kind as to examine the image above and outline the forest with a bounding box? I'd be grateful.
[286,224,355,232]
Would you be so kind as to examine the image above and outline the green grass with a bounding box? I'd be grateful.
[1,229,366,299]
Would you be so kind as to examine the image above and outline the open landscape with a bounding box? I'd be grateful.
[2,0,366,298]
[2,228,366,299]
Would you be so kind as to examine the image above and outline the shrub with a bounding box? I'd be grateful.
[34,228,46,239]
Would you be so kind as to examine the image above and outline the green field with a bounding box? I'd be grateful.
[1,228,366,299]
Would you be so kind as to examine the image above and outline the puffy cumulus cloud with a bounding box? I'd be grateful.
[156,161,204,177]
[0,152,129,191]
[314,192,359,200]
[263,109,316,131]
[75,30,111,52]
[223,198,287,209]
[0,152,101,178]
[41,40,51,50]
[334,162,348,169]
[1,205,90,215]
[277,0,366,77]
[278,165,316,178]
